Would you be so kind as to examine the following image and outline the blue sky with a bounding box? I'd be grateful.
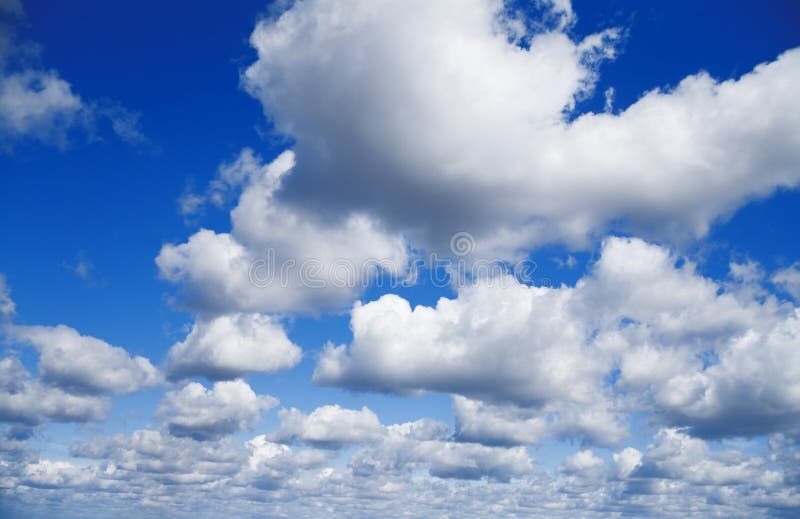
[1,0,800,517]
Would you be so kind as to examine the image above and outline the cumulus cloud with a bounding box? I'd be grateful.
[9,324,160,394]
[630,428,781,489]
[157,149,409,314]
[71,428,244,485]
[240,0,800,255]
[0,357,108,425]
[773,263,800,301]
[348,417,533,482]
[271,405,385,449]
[164,313,301,381]
[316,237,800,441]
[237,435,328,490]
[156,380,278,441]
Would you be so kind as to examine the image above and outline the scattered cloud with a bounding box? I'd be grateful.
[156,380,278,441]
[164,313,301,381]
[0,3,145,149]
[10,324,161,395]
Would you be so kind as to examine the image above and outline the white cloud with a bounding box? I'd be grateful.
[559,449,605,476]
[237,435,328,490]
[0,274,14,317]
[348,418,533,482]
[316,237,800,441]
[453,395,627,447]
[271,405,385,449]
[156,380,278,441]
[0,6,145,148]
[0,357,108,425]
[164,313,301,381]
[612,447,642,480]
[0,70,83,146]
[19,460,98,489]
[773,263,800,301]
[631,428,780,488]
[157,149,409,314]
[10,324,160,394]
[71,428,244,485]
[241,0,800,255]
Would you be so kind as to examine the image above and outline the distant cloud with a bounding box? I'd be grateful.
[0,4,145,149]
[156,380,277,441]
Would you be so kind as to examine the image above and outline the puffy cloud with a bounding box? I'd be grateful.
[19,460,98,489]
[773,263,800,301]
[164,313,301,381]
[348,418,533,482]
[157,149,409,314]
[317,237,800,440]
[271,405,385,449]
[156,380,278,441]
[0,420,794,518]
[242,0,800,255]
[236,435,328,490]
[9,324,160,395]
[612,447,642,480]
[652,312,800,438]
[631,428,780,488]
[70,428,244,485]
[0,357,108,425]
[559,449,605,476]
[0,70,83,146]
[453,395,626,447]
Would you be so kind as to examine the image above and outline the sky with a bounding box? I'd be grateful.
[0,0,799,517]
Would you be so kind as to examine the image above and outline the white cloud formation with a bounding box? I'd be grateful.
[0,70,83,145]
[631,428,781,489]
[70,428,244,485]
[348,418,533,482]
[316,237,800,441]
[164,313,301,381]
[236,435,328,490]
[156,380,278,441]
[9,324,160,394]
[241,0,800,255]
[271,405,385,449]
[157,149,409,314]
[0,357,108,425]
[773,263,800,301]
[0,419,793,518]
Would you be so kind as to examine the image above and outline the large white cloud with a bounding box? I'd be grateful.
[316,237,800,441]
[156,379,278,441]
[241,0,800,255]
[164,313,301,381]
[9,324,161,395]
[157,149,409,314]
[0,357,108,425]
